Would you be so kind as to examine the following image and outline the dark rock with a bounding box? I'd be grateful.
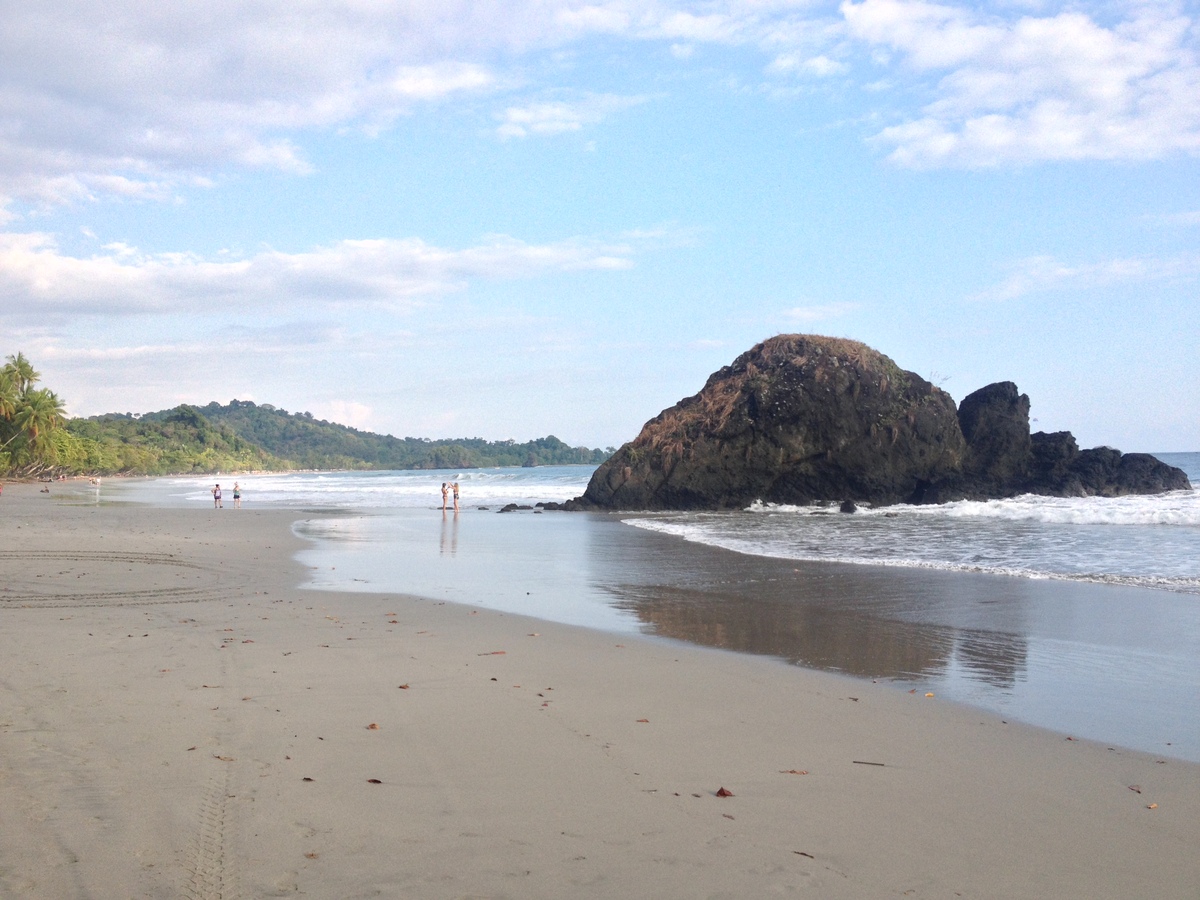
[839,499,858,513]
[578,335,964,510]
[573,333,1191,510]
[957,382,1032,495]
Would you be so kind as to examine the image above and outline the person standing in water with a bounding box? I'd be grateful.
[441,482,449,511]
[233,482,242,508]
[212,484,223,508]
[452,482,460,512]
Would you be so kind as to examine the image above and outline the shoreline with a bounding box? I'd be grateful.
[1,482,1198,897]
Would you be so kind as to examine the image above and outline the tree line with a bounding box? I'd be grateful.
[1,353,614,477]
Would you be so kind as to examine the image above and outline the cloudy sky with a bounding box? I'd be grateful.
[3,0,1197,451]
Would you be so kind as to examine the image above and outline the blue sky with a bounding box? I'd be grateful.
[2,0,1198,451]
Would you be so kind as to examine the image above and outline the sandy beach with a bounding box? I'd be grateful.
[1,482,1198,899]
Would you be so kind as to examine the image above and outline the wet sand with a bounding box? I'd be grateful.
[2,482,1198,898]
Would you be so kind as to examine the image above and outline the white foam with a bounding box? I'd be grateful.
[747,489,1200,527]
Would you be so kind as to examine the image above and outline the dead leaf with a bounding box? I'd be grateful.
[1147,803,1158,809]
[925,692,935,697]
[214,755,234,762]
[304,851,318,859]
[636,718,650,723]
[716,787,734,797]
[367,723,379,730]
[302,777,314,782]
[794,851,815,859]
[477,650,506,656]
[722,813,735,820]
[1128,785,1142,794]
[367,778,382,784]
[186,746,197,751]
[398,684,410,689]
[781,769,808,775]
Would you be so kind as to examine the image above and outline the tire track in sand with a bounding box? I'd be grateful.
[182,766,244,900]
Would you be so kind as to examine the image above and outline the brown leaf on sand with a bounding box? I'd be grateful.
[781,769,808,775]
[367,723,379,730]
[723,813,735,820]
[302,777,314,782]
[794,851,815,859]
[214,755,234,762]
[636,718,650,723]
[1147,803,1158,809]
[1128,784,1142,793]
[716,787,734,797]
[367,778,383,784]
[478,650,507,656]
[398,684,410,690]
[304,851,319,859]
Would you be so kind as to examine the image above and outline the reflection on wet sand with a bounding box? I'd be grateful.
[589,518,1030,686]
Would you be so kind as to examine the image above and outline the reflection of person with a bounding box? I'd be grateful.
[452,482,460,512]
[212,484,223,508]
[440,482,449,511]
[233,482,242,508]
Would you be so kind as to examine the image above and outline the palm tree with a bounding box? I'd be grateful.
[0,369,18,421]
[3,352,40,394]
[13,388,67,449]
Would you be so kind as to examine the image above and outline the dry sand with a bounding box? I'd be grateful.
[1,481,1197,899]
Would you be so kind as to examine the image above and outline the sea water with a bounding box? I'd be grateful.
[625,452,1200,594]
[99,455,1200,761]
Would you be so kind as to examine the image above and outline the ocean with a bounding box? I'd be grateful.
[100,453,1200,762]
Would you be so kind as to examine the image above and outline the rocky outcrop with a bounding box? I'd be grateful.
[569,334,1190,511]
[573,335,966,510]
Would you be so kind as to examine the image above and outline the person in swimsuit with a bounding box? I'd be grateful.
[441,482,448,511]
[212,484,222,508]
[233,482,242,508]
[452,482,460,512]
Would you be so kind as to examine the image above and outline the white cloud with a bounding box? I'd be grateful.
[1,1,842,210]
[842,0,1200,166]
[0,230,643,323]
[770,51,848,76]
[312,400,376,430]
[496,93,651,138]
[975,252,1200,301]
[782,301,860,321]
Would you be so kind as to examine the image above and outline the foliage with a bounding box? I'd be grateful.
[65,406,288,475]
[190,400,614,470]
[3,353,614,477]
[1,353,68,476]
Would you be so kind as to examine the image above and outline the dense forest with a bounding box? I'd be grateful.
[1,353,613,477]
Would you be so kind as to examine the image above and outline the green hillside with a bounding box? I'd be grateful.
[3,351,613,477]
[189,400,612,469]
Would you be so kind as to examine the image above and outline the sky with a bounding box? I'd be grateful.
[2,0,1198,452]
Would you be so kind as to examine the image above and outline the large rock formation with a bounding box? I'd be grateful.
[570,334,1190,511]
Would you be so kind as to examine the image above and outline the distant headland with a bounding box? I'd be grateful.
[563,334,1191,511]
[1,352,613,478]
